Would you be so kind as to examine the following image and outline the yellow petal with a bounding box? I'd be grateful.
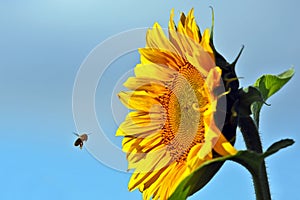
[177,8,201,43]
[213,134,237,156]
[146,23,179,56]
[116,111,165,137]
[186,8,200,43]
[142,166,172,200]
[205,67,222,93]
[128,146,172,173]
[139,48,185,70]
[168,9,176,32]
[123,77,168,95]
[200,29,214,57]
[128,111,165,123]
[134,62,177,81]
[118,91,162,112]
[177,12,186,35]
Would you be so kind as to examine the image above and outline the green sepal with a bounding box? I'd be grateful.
[238,86,266,117]
[251,68,295,127]
[168,139,294,200]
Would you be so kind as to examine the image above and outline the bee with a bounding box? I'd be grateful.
[73,132,91,149]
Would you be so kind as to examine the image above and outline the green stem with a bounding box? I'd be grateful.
[239,116,271,200]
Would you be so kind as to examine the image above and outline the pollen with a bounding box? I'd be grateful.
[159,63,210,162]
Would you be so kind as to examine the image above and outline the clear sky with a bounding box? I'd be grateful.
[1,0,299,199]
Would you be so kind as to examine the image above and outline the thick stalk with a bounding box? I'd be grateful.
[239,116,271,200]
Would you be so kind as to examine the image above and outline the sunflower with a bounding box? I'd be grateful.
[116,9,237,200]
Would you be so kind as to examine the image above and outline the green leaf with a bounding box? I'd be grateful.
[169,156,231,200]
[263,139,295,158]
[169,161,225,200]
[251,68,295,127]
[169,139,294,200]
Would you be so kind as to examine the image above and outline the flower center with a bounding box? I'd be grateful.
[160,63,210,162]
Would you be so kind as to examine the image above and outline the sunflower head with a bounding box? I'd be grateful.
[116,8,237,200]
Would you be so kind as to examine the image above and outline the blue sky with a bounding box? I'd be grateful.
[1,0,300,199]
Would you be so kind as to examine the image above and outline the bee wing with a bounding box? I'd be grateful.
[73,132,80,137]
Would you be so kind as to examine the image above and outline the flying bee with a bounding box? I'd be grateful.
[73,132,91,149]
